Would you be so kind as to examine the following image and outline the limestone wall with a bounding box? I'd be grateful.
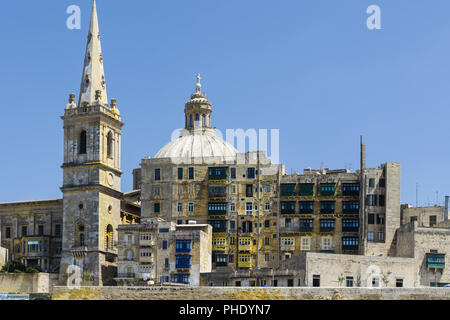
[52,286,450,300]
[0,273,50,293]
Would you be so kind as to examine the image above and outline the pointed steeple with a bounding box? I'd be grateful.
[78,0,108,107]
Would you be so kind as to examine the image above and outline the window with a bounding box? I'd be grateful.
[175,255,191,269]
[38,225,44,236]
[301,237,310,251]
[164,258,169,268]
[178,168,183,180]
[107,131,113,158]
[312,275,320,287]
[410,216,418,223]
[208,167,228,179]
[367,195,377,206]
[162,240,168,250]
[300,219,313,232]
[342,219,359,232]
[264,237,270,246]
[299,183,314,196]
[342,183,359,196]
[176,240,191,253]
[188,202,194,213]
[247,168,256,179]
[230,203,235,212]
[265,254,270,262]
[140,233,152,241]
[202,114,206,127]
[189,167,194,180]
[346,276,354,287]
[265,220,270,228]
[281,238,295,246]
[140,249,152,257]
[320,183,335,196]
[321,237,332,251]
[342,201,359,214]
[266,186,270,193]
[231,168,236,179]
[378,195,385,207]
[281,183,296,196]
[368,232,375,242]
[55,224,62,237]
[21,226,27,237]
[369,178,375,188]
[230,221,235,230]
[368,214,375,224]
[396,278,403,288]
[285,218,292,228]
[154,186,160,196]
[376,214,385,225]
[246,203,253,215]
[378,232,385,241]
[319,219,335,232]
[177,203,183,213]
[299,201,314,214]
[155,169,161,181]
[288,279,294,287]
[320,201,335,214]
[189,115,193,127]
[231,185,236,193]
[379,179,386,188]
[246,184,253,197]
[265,202,270,211]
[154,203,160,214]
[5,227,11,239]
[235,281,241,287]
[342,237,359,250]
[79,130,87,154]
[105,225,113,249]
[208,203,227,215]
[281,201,295,214]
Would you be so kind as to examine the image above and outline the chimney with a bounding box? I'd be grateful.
[445,196,449,221]
[360,136,366,170]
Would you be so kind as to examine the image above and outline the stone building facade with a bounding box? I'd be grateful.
[401,204,445,227]
[0,199,63,272]
[116,220,212,286]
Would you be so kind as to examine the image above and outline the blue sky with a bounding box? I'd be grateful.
[0,0,449,205]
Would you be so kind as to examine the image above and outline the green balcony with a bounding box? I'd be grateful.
[426,253,445,269]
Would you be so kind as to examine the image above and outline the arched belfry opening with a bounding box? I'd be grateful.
[79,130,87,155]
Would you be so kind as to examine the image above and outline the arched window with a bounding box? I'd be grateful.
[79,130,87,155]
[107,131,113,159]
[202,114,206,127]
[189,115,193,127]
[105,224,113,249]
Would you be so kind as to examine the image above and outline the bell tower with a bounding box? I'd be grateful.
[59,0,124,286]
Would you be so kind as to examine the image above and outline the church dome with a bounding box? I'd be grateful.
[154,74,238,162]
[155,129,238,161]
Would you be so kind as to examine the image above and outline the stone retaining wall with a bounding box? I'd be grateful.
[52,286,450,300]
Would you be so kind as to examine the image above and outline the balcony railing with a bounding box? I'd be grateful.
[176,247,191,254]
[208,193,227,198]
[208,209,227,216]
[176,264,191,269]
[299,226,314,233]
[342,227,359,233]
[117,273,135,278]
[320,227,335,233]
[342,246,359,251]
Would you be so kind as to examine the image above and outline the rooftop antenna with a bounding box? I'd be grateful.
[436,191,439,205]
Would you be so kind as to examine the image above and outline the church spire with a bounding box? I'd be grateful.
[78,0,108,107]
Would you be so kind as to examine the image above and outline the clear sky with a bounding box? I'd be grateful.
[0,0,449,206]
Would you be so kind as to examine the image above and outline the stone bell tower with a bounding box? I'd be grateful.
[59,0,124,286]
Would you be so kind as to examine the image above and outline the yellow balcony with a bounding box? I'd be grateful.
[281,244,295,251]
[213,243,228,252]
[238,255,252,268]
[238,237,253,252]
